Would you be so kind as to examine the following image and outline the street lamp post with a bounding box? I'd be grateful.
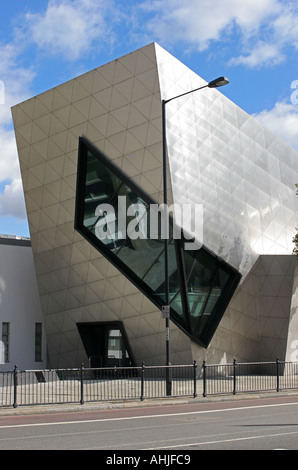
[162,77,229,396]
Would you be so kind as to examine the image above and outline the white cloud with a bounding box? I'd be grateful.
[253,100,298,150]
[273,7,298,51]
[0,128,20,182]
[228,42,285,68]
[0,178,27,220]
[0,125,27,221]
[140,0,298,68]
[0,41,34,223]
[229,2,298,68]
[0,42,35,120]
[25,0,117,60]
[141,0,281,51]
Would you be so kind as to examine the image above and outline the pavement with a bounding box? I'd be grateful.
[1,389,298,417]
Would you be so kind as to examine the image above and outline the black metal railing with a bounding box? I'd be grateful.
[1,359,298,408]
[202,359,298,396]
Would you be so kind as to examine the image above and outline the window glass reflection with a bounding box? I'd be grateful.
[182,243,233,340]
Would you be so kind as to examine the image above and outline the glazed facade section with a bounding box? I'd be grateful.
[75,138,241,348]
[11,43,298,368]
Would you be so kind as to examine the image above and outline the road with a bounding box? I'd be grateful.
[0,395,298,452]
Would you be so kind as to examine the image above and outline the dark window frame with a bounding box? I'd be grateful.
[35,322,43,362]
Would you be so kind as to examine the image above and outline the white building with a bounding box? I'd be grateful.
[0,235,46,371]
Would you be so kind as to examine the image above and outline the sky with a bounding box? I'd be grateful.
[0,0,298,238]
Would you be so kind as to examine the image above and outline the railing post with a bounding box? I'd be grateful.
[166,364,172,397]
[80,363,84,405]
[13,365,18,408]
[233,359,237,395]
[193,360,197,398]
[276,358,280,392]
[140,362,145,401]
[202,361,207,397]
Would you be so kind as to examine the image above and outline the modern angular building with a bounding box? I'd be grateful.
[12,43,298,369]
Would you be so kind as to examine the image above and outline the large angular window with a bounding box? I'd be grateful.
[75,138,241,348]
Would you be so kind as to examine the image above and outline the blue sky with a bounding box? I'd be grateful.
[0,0,297,237]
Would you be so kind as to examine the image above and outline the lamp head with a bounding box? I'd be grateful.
[208,76,229,88]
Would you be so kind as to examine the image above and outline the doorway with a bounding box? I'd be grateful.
[77,322,134,368]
